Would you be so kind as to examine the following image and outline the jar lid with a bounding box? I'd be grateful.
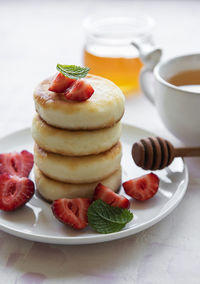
[83,12,155,44]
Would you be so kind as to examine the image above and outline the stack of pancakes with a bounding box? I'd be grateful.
[32,75,125,202]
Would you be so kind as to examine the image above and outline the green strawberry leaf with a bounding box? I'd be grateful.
[87,200,133,234]
[56,64,90,80]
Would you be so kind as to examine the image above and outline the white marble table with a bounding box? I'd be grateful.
[0,0,200,283]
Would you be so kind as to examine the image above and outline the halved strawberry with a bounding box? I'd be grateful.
[123,173,159,201]
[52,198,91,230]
[0,150,33,178]
[93,183,130,209]
[48,72,75,93]
[64,79,94,101]
[0,174,35,211]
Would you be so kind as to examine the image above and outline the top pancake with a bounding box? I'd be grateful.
[33,74,125,130]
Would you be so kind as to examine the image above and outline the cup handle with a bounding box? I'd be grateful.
[140,67,156,104]
[131,41,162,104]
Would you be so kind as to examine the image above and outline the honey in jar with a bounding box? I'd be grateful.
[83,14,155,95]
[84,49,143,94]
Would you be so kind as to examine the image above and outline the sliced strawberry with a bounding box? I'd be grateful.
[123,173,159,201]
[64,79,94,101]
[48,72,75,93]
[52,198,91,230]
[93,183,130,209]
[0,174,35,211]
[0,150,33,178]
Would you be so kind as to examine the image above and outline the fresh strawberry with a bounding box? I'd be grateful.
[93,183,130,209]
[0,150,33,178]
[52,198,91,230]
[48,72,75,93]
[64,79,94,101]
[123,173,159,201]
[0,174,35,211]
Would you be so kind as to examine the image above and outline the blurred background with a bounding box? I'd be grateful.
[1,2,200,283]
[1,0,200,137]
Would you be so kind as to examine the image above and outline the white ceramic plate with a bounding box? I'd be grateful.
[0,125,188,245]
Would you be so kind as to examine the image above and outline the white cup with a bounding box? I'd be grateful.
[134,43,200,146]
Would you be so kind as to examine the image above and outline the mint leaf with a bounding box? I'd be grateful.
[87,200,133,234]
[57,64,90,80]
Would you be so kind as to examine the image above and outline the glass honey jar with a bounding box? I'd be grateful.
[83,13,155,96]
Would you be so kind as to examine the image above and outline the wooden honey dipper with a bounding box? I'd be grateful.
[132,137,200,170]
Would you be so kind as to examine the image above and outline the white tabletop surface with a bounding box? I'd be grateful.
[1,0,200,283]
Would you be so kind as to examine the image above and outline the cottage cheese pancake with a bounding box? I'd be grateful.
[32,114,122,156]
[34,142,122,183]
[33,74,125,130]
[34,165,121,202]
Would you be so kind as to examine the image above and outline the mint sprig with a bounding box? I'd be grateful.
[87,200,133,234]
[57,64,90,80]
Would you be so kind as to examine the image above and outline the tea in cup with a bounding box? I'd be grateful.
[136,50,200,146]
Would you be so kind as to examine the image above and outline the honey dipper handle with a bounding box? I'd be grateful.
[175,147,200,157]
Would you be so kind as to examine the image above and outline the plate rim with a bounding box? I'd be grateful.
[0,124,189,245]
